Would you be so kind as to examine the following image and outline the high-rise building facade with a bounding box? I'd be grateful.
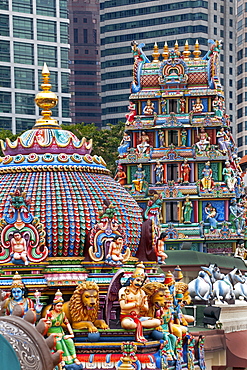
[0,0,71,134]
[68,0,102,127]
[236,0,247,157]
[100,0,236,128]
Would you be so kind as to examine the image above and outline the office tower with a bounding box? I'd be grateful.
[68,0,102,127]
[0,0,71,134]
[100,0,236,128]
[236,0,247,157]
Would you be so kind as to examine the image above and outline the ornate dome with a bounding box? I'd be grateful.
[0,65,143,258]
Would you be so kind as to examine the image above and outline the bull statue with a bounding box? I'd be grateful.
[188,264,224,301]
[213,268,245,302]
[234,272,247,300]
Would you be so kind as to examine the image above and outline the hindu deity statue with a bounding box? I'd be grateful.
[212,96,224,118]
[192,97,204,113]
[156,232,168,264]
[132,164,146,193]
[180,158,191,184]
[234,240,247,262]
[180,97,186,113]
[114,165,127,186]
[182,196,193,224]
[222,161,236,192]
[161,97,167,114]
[180,129,187,147]
[143,100,155,115]
[196,128,210,152]
[105,235,130,265]
[205,203,218,231]
[118,132,131,158]
[118,263,161,342]
[154,161,164,185]
[216,127,230,154]
[201,161,213,191]
[125,101,137,125]
[45,290,81,367]
[158,130,165,147]
[137,131,150,154]
[229,199,244,236]
[4,272,43,316]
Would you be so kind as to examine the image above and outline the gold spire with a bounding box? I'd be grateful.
[174,40,180,57]
[117,357,135,370]
[162,41,169,60]
[152,42,160,62]
[193,39,201,60]
[33,63,59,129]
[183,40,191,61]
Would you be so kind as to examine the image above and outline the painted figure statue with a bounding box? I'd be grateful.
[154,161,164,184]
[212,96,224,118]
[180,97,186,113]
[192,97,204,113]
[118,263,161,342]
[4,272,42,316]
[205,203,217,231]
[114,165,127,186]
[161,97,167,114]
[180,158,191,183]
[118,132,131,158]
[45,290,81,367]
[180,129,187,146]
[11,231,29,265]
[182,196,193,224]
[222,161,236,192]
[229,199,244,236]
[196,128,210,152]
[125,101,137,125]
[132,164,146,193]
[105,235,130,265]
[156,232,168,264]
[137,131,150,154]
[158,130,165,147]
[234,240,247,262]
[201,161,213,191]
[217,127,230,154]
[143,100,155,115]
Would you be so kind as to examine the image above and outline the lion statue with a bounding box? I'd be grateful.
[43,281,109,333]
[142,282,168,317]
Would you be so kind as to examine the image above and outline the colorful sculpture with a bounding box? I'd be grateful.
[136,131,150,155]
[143,100,155,115]
[114,165,127,185]
[118,262,161,342]
[180,129,187,146]
[154,161,164,184]
[132,164,146,193]
[229,199,244,235]
[223,161,236,192]
[105,235,131,265]
[4,272,42,316]
[158,130,165,147]
[205,203,218,231]
[156,232,168,264]
[125,101,137,125]
[196,128,210,152]
[182,196,193,224]
[201,161,213,191]
[180,158,191,184]
[45,290,81,367]
[217,127,230,153]
[118,132,131,158]
[192,98,204,113]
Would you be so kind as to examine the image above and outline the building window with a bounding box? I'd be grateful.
[237,79,242,89]
[83,29,88,43]
[60,23,68,43]
[238,50,243,61]
[74,29,78,43]
[237,4,243,15]
[220,18,224,25]
[83,18,87,23]
[214,27,217,35]
[229,7,233,14]
[61,47,68,68]
[0,91,11,113]
[37,19,56,42]
[12,0,32,13]
[214,3,217,10]
[15,67,34,90]
[229,91,233,99]
[75,49,79,54]
[0,40,10,62]
[74,18,77,22]
[245,107,247,117]
[14,42,34,64]
[16,118,35,133]
[229,55,232,63]
[237,122,243,133]
[93,29,97,44]
[214,15,217,23]
[38,45,57,67]
[239,151,243,157]
[229,43,233,51]
[229,31,233,39]
[238,35,243,45]
[0,66,11,87]
[0,0,8,10]
[220,30,224,37]
[220,66,224,73]
[0,14,9,36]
[229,67,233,75]
[95,50,98,55]
[229,19,233,27]
[238,137,243,147]
[62,97,70,117]
[15,93,35,115]
[220,5,224,12]
[60,0,68,18]
[36,0,55,16]
[85,49,89,54]
[0,118,11,130]
[237,108,243,119]
[61,72,69,93]
[229,103,233,110]
[220,54,224,62]
[238,64,243,75]
[229,79,233,87]
[13,16,33,39]
[245,122,247,131]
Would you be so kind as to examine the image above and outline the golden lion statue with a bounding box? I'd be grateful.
[142,282,167,317]
[43,281,109,333]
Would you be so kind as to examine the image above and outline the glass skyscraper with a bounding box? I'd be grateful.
[0,0,71,134]
[100,0,236,128]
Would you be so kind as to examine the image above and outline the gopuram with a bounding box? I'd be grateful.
[0,42,247,370]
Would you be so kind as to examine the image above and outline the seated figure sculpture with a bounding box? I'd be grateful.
[118,262,161,342]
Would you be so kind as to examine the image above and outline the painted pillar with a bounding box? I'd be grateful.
[187,128,191,146]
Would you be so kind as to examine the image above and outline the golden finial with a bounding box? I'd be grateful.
[34,63,59,129]
[162,41,169,60]
[117,357,135,370]
[152,42,160,63]
[183,40,191,61]
[174,40,180,57]
[193,39,201,60]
